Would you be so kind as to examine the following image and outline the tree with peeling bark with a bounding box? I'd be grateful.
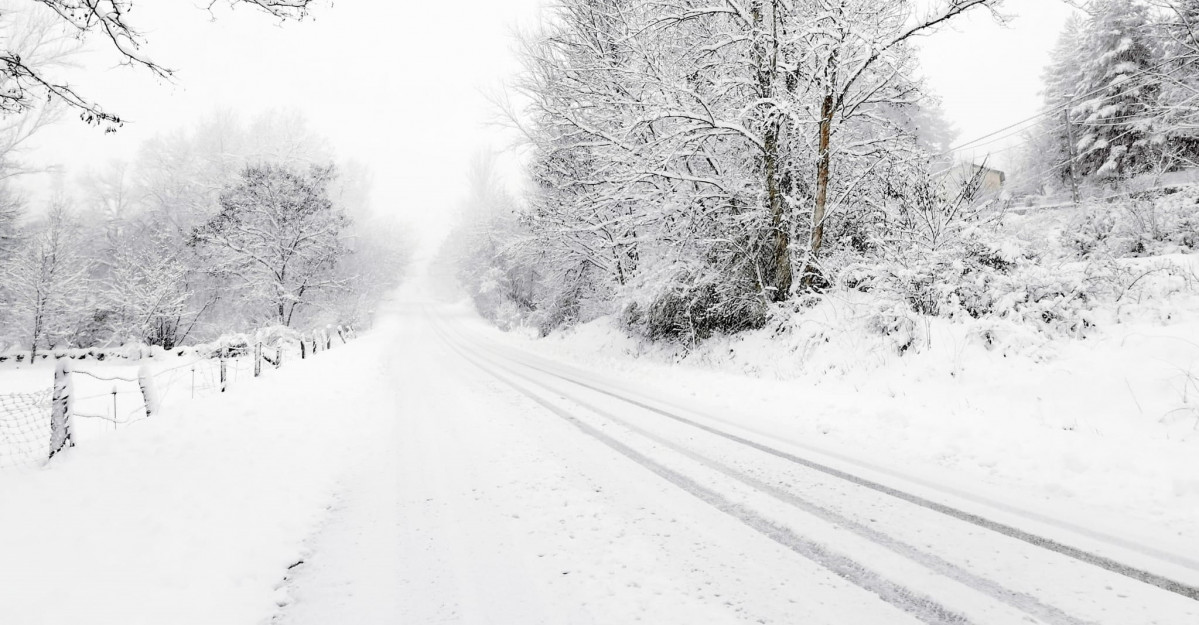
[738,0,1007,295]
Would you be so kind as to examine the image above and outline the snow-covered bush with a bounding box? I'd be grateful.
[1067,188,1199,258]
[1066,204,1121,257]
[252,325,302,348]
[864,301,925,355]
[193,333,253,359]
[624,269,766,345]
[840,218,1104,339]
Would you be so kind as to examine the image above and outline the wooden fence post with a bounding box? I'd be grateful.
[300,338,307,360]
[49,360,74,459]
[220,358,227,392]
[254,343,262,377]
[275,345,282,369]
[138,364,159,419]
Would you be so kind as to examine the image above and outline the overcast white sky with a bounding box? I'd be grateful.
[917,0,1079,167]
[15,0,1077,245]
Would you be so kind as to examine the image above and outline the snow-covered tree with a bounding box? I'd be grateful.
[321,159,411,328]
[0,186,18,259]
[190,163,349,327]
[1148,0,1199,168]
[1027,0,1199,187]
[1032,14,1088,190]
[0,202,92,357]
[333,214,412,328]
[1069,0,1160,179]
[99,223,196,348]
[0,106,404,349]
[497,0,1002,343]
[439,152,537,328]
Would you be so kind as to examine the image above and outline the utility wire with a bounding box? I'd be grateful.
[946,58,1186,155]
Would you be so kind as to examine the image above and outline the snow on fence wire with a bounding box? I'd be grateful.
[0,389,52,470]
[0,324,358,471]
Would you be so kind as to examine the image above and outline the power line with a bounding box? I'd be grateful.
[945,58,1191,156]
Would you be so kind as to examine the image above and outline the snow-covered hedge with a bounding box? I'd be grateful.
[0,324,342,364]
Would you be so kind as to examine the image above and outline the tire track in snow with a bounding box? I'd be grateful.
[451,323,1199,604]
[483,357,1098,625]
[434,318,975,625]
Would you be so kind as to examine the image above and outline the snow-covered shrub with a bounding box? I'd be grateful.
[1067,188,1199,258]
[843,224,1101,338]
[998,263,1099,336]
[524,263,616,335]
[1066,204,1120,257]
[253,325,301,348]
[491,300,529,333]
[618,263,766,345]
[195,333,252,359]
[864,301,925,355]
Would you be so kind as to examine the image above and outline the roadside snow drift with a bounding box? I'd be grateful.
[0,322,395,625]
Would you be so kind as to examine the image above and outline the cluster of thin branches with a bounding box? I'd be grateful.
[458,0,1005,341]
[0,0,312,127]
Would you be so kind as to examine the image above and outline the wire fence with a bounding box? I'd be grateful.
[0,390,53,470]
[0,324,358,471]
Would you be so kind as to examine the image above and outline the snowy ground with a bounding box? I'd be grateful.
[0,347,298,469]
[479,258,1199,561]
[0,338,379,624]
[280,292,1198,624]
[2,282,1197,624]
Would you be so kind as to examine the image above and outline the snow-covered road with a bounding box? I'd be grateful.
[278,299,1199,625]
[5,292,1194,623]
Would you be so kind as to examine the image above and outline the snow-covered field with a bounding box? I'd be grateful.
[0,336,381,624]
[0,347,304,469]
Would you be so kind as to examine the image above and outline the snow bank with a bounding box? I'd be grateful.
[468,255,1199,558]
[0,321,394,625]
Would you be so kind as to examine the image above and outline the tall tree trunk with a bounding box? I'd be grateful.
[30,295,44,361]
[753,0,790,302]
[802,93,834,290]
[30,320,39,361]
[764,124,790,301]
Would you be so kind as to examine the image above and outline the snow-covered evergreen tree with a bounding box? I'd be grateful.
[1150,0,1199,167]
[1071,0,1160,179]
[1035,14,1087,189]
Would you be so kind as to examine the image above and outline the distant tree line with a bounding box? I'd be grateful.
[0,111,411,357]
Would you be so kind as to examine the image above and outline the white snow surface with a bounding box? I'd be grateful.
[479,280,1199,562]
[3,277,1199,624]
[0,336,383,624]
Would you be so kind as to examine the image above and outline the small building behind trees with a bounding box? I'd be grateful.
[944,163,1006,201]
